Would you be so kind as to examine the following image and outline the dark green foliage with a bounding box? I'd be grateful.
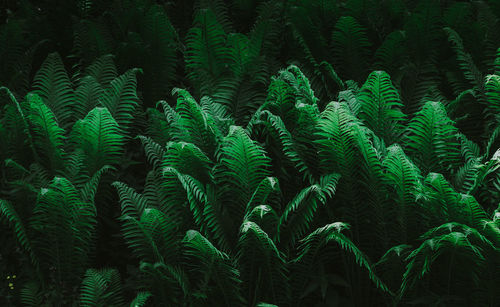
[0,1,499,306]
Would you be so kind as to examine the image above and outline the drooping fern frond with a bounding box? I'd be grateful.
[444,27,484,92]
[0,199,39,271]
[399,222,497,304]
[293,222,391,299]
[129,291,152,307]
[237,221,290,306]
[183,230,246,306]
[278,173,341,247]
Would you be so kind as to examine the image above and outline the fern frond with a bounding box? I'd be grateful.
[73,76,104,121]
[71,107,124,175]
[173,88,221,157]
[29,177,96,285]
[83,54,117,88]
[183,230,246,306]
[278,173,340,246]
[444,27,484,91]
[129,291,151,307]
[80,268,125,307]
[237,221,290,306]
[31,53,74,127]
[99,68,142,132]
[217,126,271,228]
[185,8,230,95]
[331,16,371,82]
[0,199,39,271]
[295,222,390,293]
[383,144,422,241]
[404,101,461,174]
[26,93,66,172]
[357,71,406,144]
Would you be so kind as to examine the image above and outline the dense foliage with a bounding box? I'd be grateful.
[1,0,499,306]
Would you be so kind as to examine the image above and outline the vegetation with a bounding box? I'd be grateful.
[0,0,499,306]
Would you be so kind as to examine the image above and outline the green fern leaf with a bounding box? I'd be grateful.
[80,268,125,307]
[32,53,74,128]
[357,71,406,144]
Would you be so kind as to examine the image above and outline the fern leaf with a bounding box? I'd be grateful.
[71,107,124,175]
[357,71,406,144]
[32,53,74,127]
[99,68,142,132]
[80,268,125,307]
[26,93,66,172]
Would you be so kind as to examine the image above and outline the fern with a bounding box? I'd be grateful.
[331,16,371,82]
[183,230,246,306]
[357,71,406,144]
[29,177,96,285]
[185,8,230,95]
[129,291,152,307]
[237,221,290,306]
[99,68,142,132]
[70,107,124,175]
[31,53,75,128]
[404,101,462,174]
[444,27,484,92]
[278,173,340,246]
[0,199,39,271]
[216,126,271,231]
[80,268,125,307]
[26,93,66,173]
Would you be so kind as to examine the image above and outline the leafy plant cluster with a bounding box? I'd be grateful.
[0,0,499,306]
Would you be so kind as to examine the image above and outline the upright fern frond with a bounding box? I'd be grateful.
[29,177,96,286]
[99,68,142,132]
[26,93,66,172]
[331,16,371,82]
[217,126,271,230]
[31,53,74,128]
[80,268,125,307]
[357,71,406,144]
[383,144,422,242]
[404,101,461,174]
[70,107,124,175]
[82,54,118,88]
[173,88,221,157]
